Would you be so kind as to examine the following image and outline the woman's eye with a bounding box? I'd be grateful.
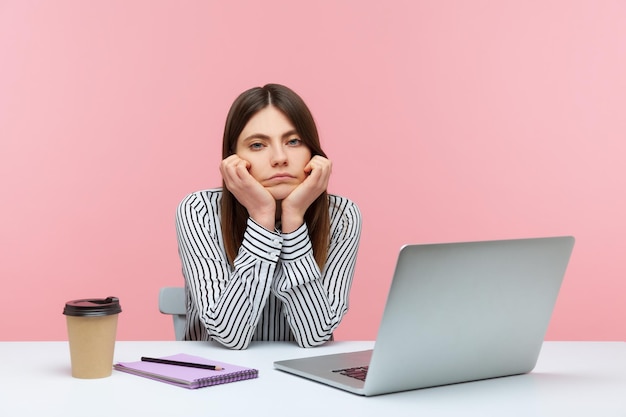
[249,142,264,150]
[287,138,302,146]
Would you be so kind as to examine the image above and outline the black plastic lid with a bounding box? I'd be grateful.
[63,297,122,317]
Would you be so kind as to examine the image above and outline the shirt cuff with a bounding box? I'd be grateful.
[279,222,313,261]
[240,218,283,262]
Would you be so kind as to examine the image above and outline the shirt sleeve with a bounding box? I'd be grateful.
[272,197,362,347]
[175,192,282,350]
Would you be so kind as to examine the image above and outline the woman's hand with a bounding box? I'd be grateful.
[220,155,276,230]
[281,155,332,232]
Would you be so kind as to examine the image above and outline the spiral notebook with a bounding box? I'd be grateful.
[114,353,258,389]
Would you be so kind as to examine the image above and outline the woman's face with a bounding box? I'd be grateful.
[235,105,312,201]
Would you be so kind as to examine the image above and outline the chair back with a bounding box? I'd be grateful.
[159,287,186,340]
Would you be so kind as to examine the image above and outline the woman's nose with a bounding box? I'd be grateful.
[271,146,288,166]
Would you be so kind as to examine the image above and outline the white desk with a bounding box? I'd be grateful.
[0,341,623,416]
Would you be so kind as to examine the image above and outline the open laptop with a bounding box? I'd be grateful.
[274,236,575,396]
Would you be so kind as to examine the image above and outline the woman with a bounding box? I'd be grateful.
[176,84,362,349]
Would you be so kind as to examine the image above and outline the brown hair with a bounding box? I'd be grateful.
[221,84,330,268]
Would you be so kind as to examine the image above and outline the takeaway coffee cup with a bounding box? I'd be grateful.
[63,296,122,378]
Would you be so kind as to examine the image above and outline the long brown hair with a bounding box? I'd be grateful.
[221,84,330,269]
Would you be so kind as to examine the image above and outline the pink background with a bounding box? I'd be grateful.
[1,1,624,341]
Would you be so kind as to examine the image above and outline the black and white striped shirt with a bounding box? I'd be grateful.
[175,188,362,349]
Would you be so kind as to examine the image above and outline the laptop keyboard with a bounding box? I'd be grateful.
[332,366,369,381]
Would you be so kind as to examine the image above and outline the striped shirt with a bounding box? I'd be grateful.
[175,188,362,350]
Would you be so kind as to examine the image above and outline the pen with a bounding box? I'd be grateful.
[141,356,224,371]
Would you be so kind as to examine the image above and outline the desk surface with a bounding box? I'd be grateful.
[0,341,624,417]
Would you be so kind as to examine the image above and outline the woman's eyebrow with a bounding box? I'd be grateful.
[281,130,299,139]
[242,133,270,142]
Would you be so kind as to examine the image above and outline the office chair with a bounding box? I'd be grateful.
[158,287,186,341]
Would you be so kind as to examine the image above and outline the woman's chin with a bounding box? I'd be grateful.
[266,184,297,201]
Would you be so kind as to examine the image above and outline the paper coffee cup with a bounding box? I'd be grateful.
[63,297,122,379]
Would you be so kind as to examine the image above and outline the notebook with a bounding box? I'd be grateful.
[114,353,258,389]
[274,236,575,396]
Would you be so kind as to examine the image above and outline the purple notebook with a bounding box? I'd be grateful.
[114,353,258,389]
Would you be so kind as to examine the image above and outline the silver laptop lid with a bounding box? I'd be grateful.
[363,236,575,395]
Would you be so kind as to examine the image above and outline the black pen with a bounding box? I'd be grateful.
[141,356,224,371]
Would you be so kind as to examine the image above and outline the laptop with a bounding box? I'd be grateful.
[274,236,575,396]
